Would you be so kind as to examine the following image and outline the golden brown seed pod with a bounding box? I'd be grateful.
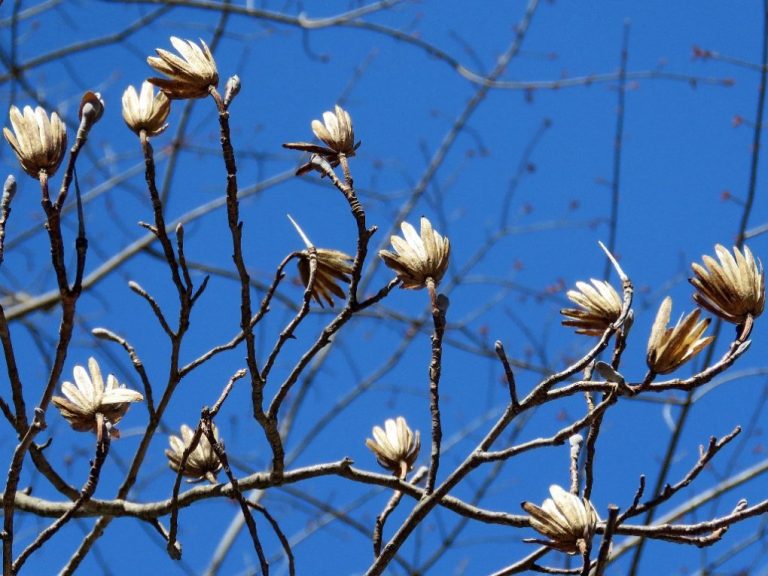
[147,37,219,99]
[3,105,67,179]
[521,484,599,555]
[282,105,360,175]
[165,423,223,484]
[298,248,354,308]
[646,297,713,375]
[560,279,622,336]
[122,82,171,136]
[365,416,420,478]
[379,217,450,290]
[287,214,353,307]
[52,357,143,438]
[690,244,765,326]
[310,105,356,156]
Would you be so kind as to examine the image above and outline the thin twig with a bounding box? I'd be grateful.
[374,468,428,558]
[91,328,156,418]
[128,280,174,339]
[13,416,111,573]
[246,500,295,576]
[139,131,186,297]
[425,278,447,495]
[593,505,619,576]
[260,249,317,381]
[202,414,269,574]
[494,341,519,408]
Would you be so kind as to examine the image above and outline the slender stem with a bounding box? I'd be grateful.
[494,341,519,408]
[166,423,204,559]
[3,158,86,573]
[203,414,269,574]
[167,369,244,558]
[324,154,375,308]
[140,131,186,296]
[12,417,111,573]
[260,251,317,381]
[425,277,446,495]
[210,88,274,470]
[247,500,295,576]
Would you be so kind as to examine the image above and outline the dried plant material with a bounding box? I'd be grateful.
[223,75,241,107]
[122,82,171,136]
[165,423,223,484]
[298,249,354,308]
[379,217,450,289]
[78,91,105,126]
[288,214,353,307]
[311,105,356,156]
[283,105,360,175]
[52,358,143,438]
[561,279,622,336]
[365,416,420,478]
[147,37,219,99]
[647,297,713,375]
[690,244,765,325]
[522,484,599,555]
[3,105,67,179]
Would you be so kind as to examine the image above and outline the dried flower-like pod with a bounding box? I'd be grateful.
[311,105,356,156]
[283,105,360,175]
[561,279,622,336]
[646,297,713,375]
[52,358,143,438]
[3,105,67,179]
[365,416,420,478]
[287,215,354,307]
[379,217,450,289]
[298,249,354,308]
[522,484,599,555]
[165,423,223,484]
[147,37,219,99]
[690,244,765,325]
[122,82,171,136]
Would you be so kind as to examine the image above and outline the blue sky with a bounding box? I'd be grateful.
[1,1,768,574]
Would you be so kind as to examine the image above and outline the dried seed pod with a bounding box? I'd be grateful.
[122,82,171,136]
[365,416,420,478]
[379,217,450,289]
[283,105,360,175]
[3,105,67,179]
[165,423,223,484]
[298,249,354,308]
[522,484,598,555]
[52,358,143,438]
[288,215,353,307]
[690,244,764,325]
[560,279,622,336]
[310,105,356,156]
[646,297,713,375]
[147,37,219,99]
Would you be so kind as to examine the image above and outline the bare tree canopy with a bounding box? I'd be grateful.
[0,1,767,575]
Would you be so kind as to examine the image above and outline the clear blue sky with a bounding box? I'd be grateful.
[1,1,767,574]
